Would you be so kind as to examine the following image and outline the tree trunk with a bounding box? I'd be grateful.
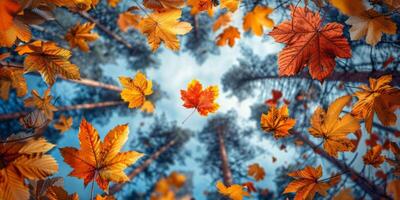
[292,131,392,200]
[109,139,177,195]
[217,127,233,186]
[0,101,125,121]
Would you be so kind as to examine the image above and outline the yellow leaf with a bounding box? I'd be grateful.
[118,11,141,32]
[213,12,232,32]
[138,9,192,51]
[0,67,27,100]
[216,181,250,200]
[119,72,153,109]
[187,0,215,16]
[261,105,296,138]
[141,100,155,113]
[65,22,99,52]
[216,26,240,47]
[16,40,80,86]
[220,0,240,12]
[248,163,265,181]
[53,115,73,133]
[346,9,397,46]
[243,6,274,36]
[24,89,57,120]
[309,95,360,157]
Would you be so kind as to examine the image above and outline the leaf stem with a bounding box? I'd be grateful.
[90,179,95,200]
[182,108,196,124]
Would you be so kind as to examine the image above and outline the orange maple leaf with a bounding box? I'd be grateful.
[180,79,219,116]
[118,9,141,32]
[187,0,215,16]
[216,26,240,47]
[59,119,143,192]
[65,22,99,52]
[260,105,296,138]
[46,186,79,200]
[24,89,57,120]
[0,0,31,47]
[213,12,232,32]
[143,0,185,10]
[243,5,274,36]
[216,181,250,200]
[283,165,339,200]
[352,75,400,133]
[269,6,351,81]
[0,67,27,100]
[363,145,385,168]
[248,163,265,181]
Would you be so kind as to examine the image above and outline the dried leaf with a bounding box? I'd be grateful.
[0,67,27,100]
[53,115,73,133]
[363,145,385,168]
[46,186,79,200]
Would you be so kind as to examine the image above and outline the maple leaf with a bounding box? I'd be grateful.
[260,105,296,138]
[352,75,400,133]
[346,9,397,46]
[151,172,186,200]
[119,71,153,109]
[16,40,80,86]
[216,181,250,200]
[363,145,385,168]
[220,0,240,12]
[0,67,27,100]
[329,0,365,16]
[19,110,48,130]
[386,142,400,176]
[107,0,121,7]
[242,182,257,193]
[283,165,339,200]
[248,163,265,181]
[46,186,79,200]
[24,89,57,120]
[213,12,232,32]
[143,0,185,10]
[265,89,282,107]
[309,95,360,157]
[0,133,58,200]
[387,179,400,200]
[65,22,99,52]
[243,5,274,36]
[141,100,155,113]
[269,6,351,81]
[118,10,141,32]
[332,188,354,200]
[0,0,31,47]
[59,119,143,192]
[187,0,215,16]
[29,177,63,200]
[0,0,20,30]
[138,9,192,51]
[53,115,73,133]
[180,79,219,116]
[53,0,99,12]
[216,26,240,47]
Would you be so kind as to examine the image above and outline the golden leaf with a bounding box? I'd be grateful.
[0,67,27,100]
[187,0,215,16]
[243,6,274,36]
[53,115,73,133]
[143,0,185,10]
[261,105,296,138]
[180,79,219,116]
[119,71,153,109]
[220,0,240,12]
[216,181,250,200]
[213,12,232,32]
[118,11,141,32]
[141,100,155,113]
[24,89,57,120]
[65,22,99,52]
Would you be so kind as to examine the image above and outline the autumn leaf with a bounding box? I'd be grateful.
[346,9,397,46]
[283,165,339,200]
[0,133,58,200]
[65,22,99,52]
[332,188,354,200]
[242,182,257,193]
[19,110,48,130]
[363,145,385,168]
[387,179,400,200]
[265,89,282,107]
[53,0,99,12]
[151,172,186,200]
[0,0,31,47]
[269,6,351,81]
[243,5,274,36]
[46,186,79,200]
[24,89,57,120]
[248,163,265,181]
[187,0,215,16]
[16,40,80,86]
[53,115,73,133]
[260,105,296,138]
[0,67,27,100]
[180,79,219,116]
[352,75,400,133]
[143,0,185,10]
[59,119,143,192]
[386,142,400,176]
[118,10,141,32]
[220,0,240,12]
[216,26,240,47]
[138,9,192,51]
[216,181,250,200]
[95,194,116,200]
[309,95,360,157]
[141,100,155,113]
[213,12,232,32]
[0,0,20,30]
[329,0,365,16]
[29,177,63,200]
[107,0,120,7]
[119,71,153,109]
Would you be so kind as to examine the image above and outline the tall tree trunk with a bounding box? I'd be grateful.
[0,101,125,121]
[292,131,392,200]
[109,139,177,194]
[217,127,233,186]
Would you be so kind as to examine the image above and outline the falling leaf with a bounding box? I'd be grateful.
[24,89,57,120]
[260,105,296,138]
[248,163,265,181]
[95,194,116,200]
[118,11,141,32]
[213,12,232,32]
[119,71,153,109]
[46,186,79,200]
[269,6,351,81]
[283,165,339,200]
[365,133,379,147]
[309,95,360,157]
[387,179,400,200]
[0,133,58,200]
[220,0,240,12]
[0,67,27,100]
[363,145,385,168]
[151,172,186,200]
[346,9,397,46]
[59,119,143,192]
[265,89,282,107]
[108,0,121,7]
[143,0,185,10]
[141,100,155,113]
[53,0,99,12]
[243,5,274,36]
[216,26,240,47]
[65,22,99,52]
[180,79,219,116]
[53,115,73,133]
[272,156,277,163]
[352,75,400,133]
[167,172,186,189]
[29,177,64,200]
[187,0,215,16]
[332,188,354,200]
[16,40,80,86]
[19,110,48,130]
[386,142,400,176]
[242,182,257,193]
[216,181,250,200]
[138,9,192,51]
[0,0,20,30]
[329,0,365,16]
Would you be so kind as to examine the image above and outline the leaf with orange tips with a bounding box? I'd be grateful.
[248,163,265,181]
[119,72,153,109]
[180,79,219,116]
[187,0,215,16]
[216,181,250,200]
[59,119,143,192]
[213,12,232,32]
[261,105,296,138]
[24,89,57,120]
[269,6,351,82]
[118,11,141,32]
[243,6,274,36]
[65,22,99,52]
[0,67,27,100]
[363,145,385,168]
[216,26,240,47]
[53,115,73,133]
[265,89,282,107]
[387,179,400,200]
